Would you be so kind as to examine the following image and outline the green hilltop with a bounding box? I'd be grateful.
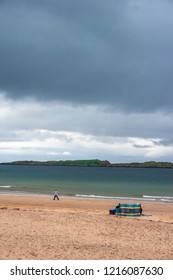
[0,159,110,167]
[1,159,173,168]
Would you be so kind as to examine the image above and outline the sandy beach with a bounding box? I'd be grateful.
[0,195,173,260]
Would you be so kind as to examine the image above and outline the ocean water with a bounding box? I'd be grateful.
[0,165,173,203]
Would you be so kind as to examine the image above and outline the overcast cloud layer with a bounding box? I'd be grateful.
[0,0,173,162]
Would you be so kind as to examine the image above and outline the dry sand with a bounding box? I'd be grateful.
[0,195,173,260]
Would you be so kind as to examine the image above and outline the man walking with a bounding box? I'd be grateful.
[53,190,59,200]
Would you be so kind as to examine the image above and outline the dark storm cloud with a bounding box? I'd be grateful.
[1,0,173,111]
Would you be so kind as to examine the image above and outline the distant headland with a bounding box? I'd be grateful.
[1,159,173,168]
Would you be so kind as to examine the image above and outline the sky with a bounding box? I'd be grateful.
[0,0,173,163]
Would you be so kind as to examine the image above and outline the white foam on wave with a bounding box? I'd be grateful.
[143,195,173,200]
[76,194,113,199]
[0,185,12,188]
[161,199,173,202]
[75,194,156,201]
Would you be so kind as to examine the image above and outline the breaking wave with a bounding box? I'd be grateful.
[75,194,173,203]
[143,195,173,203]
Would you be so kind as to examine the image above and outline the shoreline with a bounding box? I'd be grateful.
[0,194,173,260]
[0,192,173,204]
[1,193,173,217]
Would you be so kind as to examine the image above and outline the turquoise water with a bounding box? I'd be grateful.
[0,165,173,203]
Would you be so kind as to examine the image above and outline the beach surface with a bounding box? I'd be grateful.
[0,195,173,260]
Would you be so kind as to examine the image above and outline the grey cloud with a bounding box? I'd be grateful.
[159,139,173,147]
[0,0,173,111]
[133,144,152,149]
[1,94,173,163]
[1,95,173,142]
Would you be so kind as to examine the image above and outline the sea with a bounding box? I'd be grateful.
[0,165,173,203]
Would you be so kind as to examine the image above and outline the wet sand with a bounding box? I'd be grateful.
[0,195,173,260]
